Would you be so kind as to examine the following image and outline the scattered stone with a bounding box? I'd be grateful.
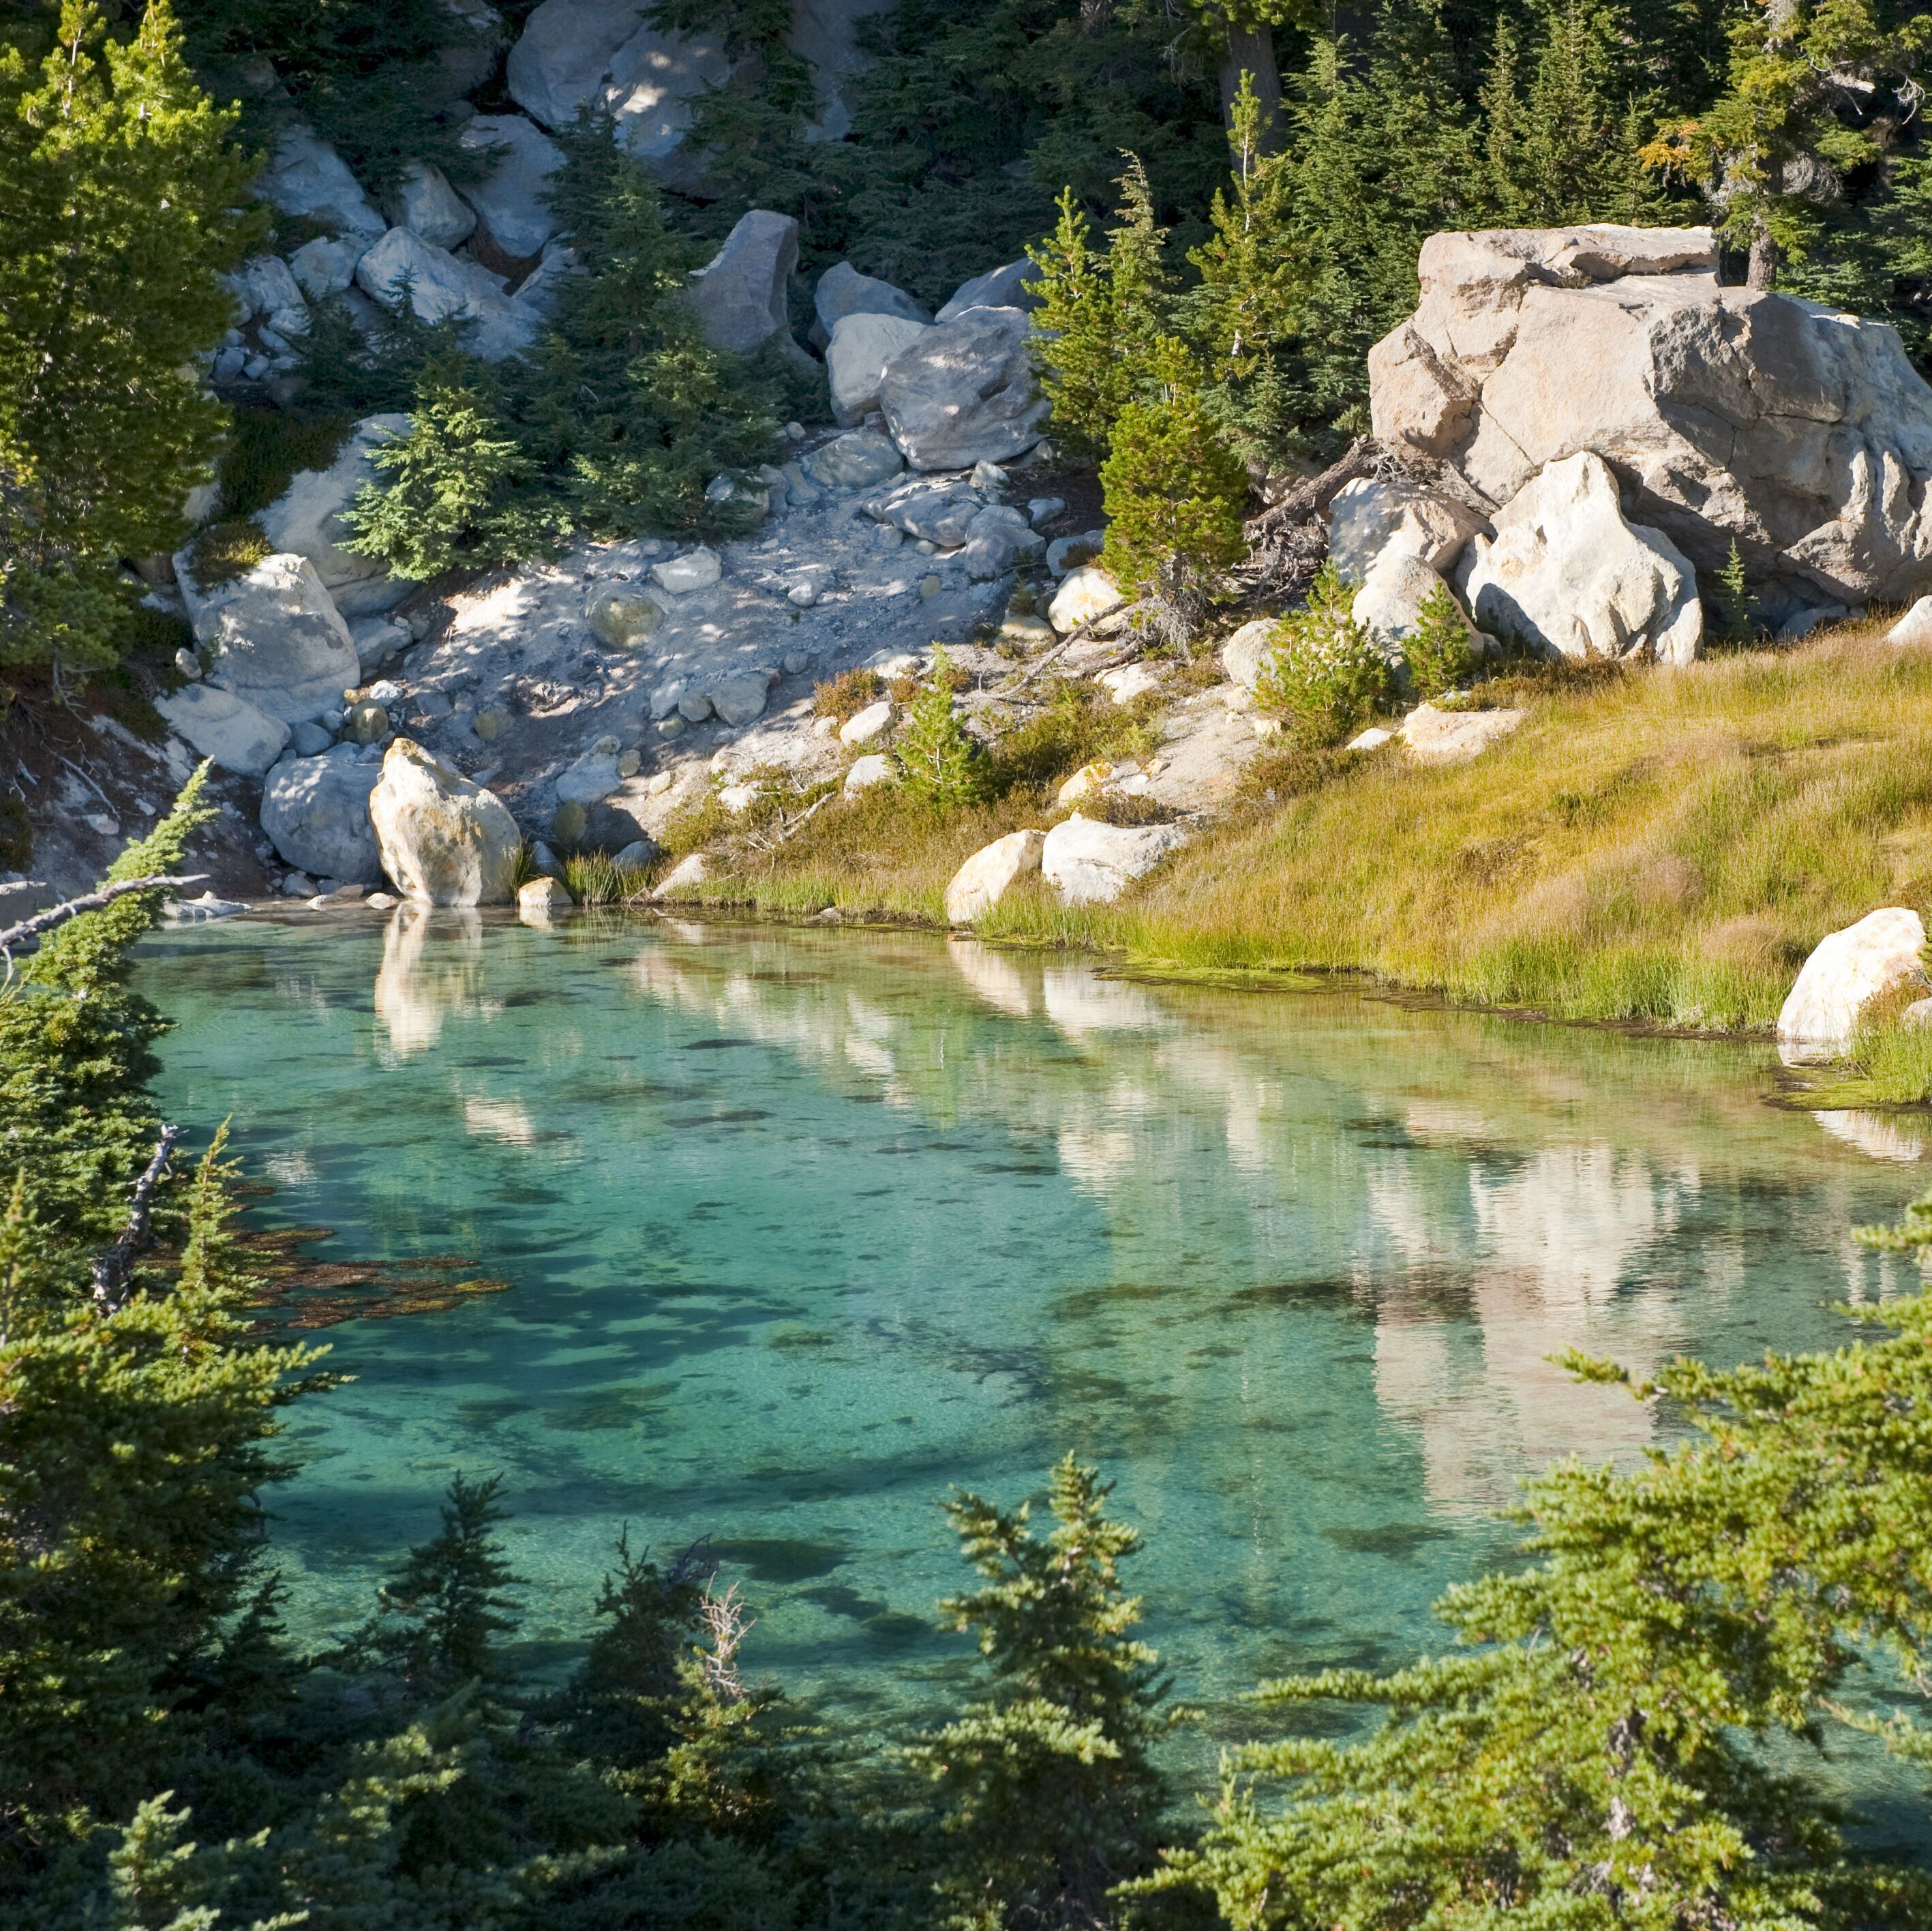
[1046,529,1106,578]
[828,311,931,425]
[226,254,311,339]
[164,890,247,922]
[814,260,929,333]
[258,123,387,238]
[508,0,726,155]
[1220,618,1277,691]
[944,828,1044,924]
[369,738,522,905]
[1001,613,1055,646]
[457,114,565,260]
[1888,596,1932,648]
[1041,813,1188,906]
[801,428,903,492]
[155,683,290,777]
[652,851,710,897]
[1464,453,1704,665]
[656,715,686,738]
[717,781,762,813]
[258,414,414,620]
[551,797,588,844]
[936,260,1042,322]
[355,226,509,327]
[173,646,202,680]
[617,748,641,777]
[1354,552,1476,653]
[710,671,771,728]
[389,160,476,249]
[677,689,714,723]
[918,574,942,599]
[290,719,333,756]
[288,235,366,300]
[344,698,391,745]
[1056,762,1112,807]
[611,839,658,871]
[587,583,663,646]
[367,890,397,909]
[1097,662,1161,704]
[652,546,722,594]
[260,745,384,882]
[840,699,892,745]
[1775,604,1853,644]
[1347,725,1396,751]
[1048,565,1123,635]
[1778,907,1931,1053]
[682,209,799,355]
[519,874,571,918]
[1027,496,1066,526]
[473,707,509,742]
[879,308,1048,470]
[528,839,564,878]
[174,551,361,723]
[843,752,893,795]
[348,614,409,673]
[1399,702,1524,763]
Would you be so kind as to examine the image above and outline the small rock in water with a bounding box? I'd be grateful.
[280,873,315,896]
[519,875,570,918]
[367,890,397,909]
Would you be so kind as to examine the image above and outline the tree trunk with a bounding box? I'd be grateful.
[1218,23,1282,149]
[1747,226,1780,291]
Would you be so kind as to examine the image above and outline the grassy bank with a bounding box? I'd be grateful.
[663,617,1932,1033]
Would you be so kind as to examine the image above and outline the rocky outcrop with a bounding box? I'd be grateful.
[1777,906,1931,1053]
[1370,223,1932,623]
[1041,814,1187,905]
[260,744,384,882]
[1463,452,1704,664]
[175,553,361,723]
[155,684,290,777]
[945,828,1044,923]
[828,312,930,424]
[457,115,565,260]
[1353,552,1477,657]
[1327,477,1488,581]
[1889,596,1932,647]
[1398,702,1524,762]
[683,211,799,356]
[369,738,522,905]
[258,415,414,620]
[289,235,365,300]
[878,309,1048,470]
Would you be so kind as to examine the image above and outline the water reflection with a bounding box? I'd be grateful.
[140,911,1929,1731]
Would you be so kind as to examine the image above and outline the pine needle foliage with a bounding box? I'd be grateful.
[1400,580,1479,698]
[897,648,989,811]
[1253,564,1397,745]
[911,1454,1173,1931]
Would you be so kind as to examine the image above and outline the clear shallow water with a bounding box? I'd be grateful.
[139,911,1932,1765]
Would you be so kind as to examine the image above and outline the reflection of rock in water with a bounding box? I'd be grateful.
[374,904,487,1057]
[946,936,1035,1018]
[1812,1109,1928,1165]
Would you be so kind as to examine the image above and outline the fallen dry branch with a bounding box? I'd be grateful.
[91,1127,181,1309]
[0,875,207,959]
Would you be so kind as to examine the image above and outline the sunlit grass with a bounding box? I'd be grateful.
[674,618,1932,1030]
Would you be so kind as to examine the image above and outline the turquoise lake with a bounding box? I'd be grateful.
[138,909,1932,1784]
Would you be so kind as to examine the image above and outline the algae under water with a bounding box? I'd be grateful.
[138,909,1932,1788]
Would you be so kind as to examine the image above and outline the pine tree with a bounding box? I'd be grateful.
[1400,580,1477,698]
[1098,337,1250,643]
[0,1,256,669]
[1253,563,1397,745]
[896,648,989,809]
[911,1454,1171,1931]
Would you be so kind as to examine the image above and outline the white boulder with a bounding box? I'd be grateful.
[354,226,509,327]
[1398,703,1524,763]
[652,851,710,895]
[1888,595,1932,647]
[175,552,361,723]
[1778,907,1930,1053]
[878,308,1048,470]
[260,745,384,882]
[226,254,310,338]
[1353,552,1476,653]
[827,312,931,425]
[258,413,415,620]
[155,683,290,777]
[840,699,892,746]
[288,235,365,300]
[945,828,1044,923]
[457,115,565,261]
[843,751,893,794]
[258,124,386,238]
[1048,565,1123,634]
[369,738,522,905]
[1220,618,1276,691]
[388,162,476,250]
[1327,476,1488,580]
[652,545,721,593]
[937,261,1042,323]
[1369,222,1932,620]
[1041,813,1188,906]
[682,210,800,355]
[815,260,929,334]
[1464,452,1704,665]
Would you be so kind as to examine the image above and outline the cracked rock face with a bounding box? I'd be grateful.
[1369,223,1932,622]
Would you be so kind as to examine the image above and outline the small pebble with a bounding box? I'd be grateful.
[367,891,397,909]
[617,748,641,778]
[783,650,810,676]
[918,575,941,600]
[656,715,685,739]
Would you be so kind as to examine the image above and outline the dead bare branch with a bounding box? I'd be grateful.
[0,875,207,960]
[91,1126,181,1309]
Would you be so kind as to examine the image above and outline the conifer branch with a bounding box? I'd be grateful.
[0,874,205,959]
[90,1126,180,1309]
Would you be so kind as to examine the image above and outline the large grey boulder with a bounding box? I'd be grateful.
[682,210,799,355]
[355,227,509,327]
[1327,477,1488,580]
[288,235,366,300]
[1369,223,1932,621]
[937,260,1042,323]
[457,115,564,261]
[1777,906,1930,1053]
[1463,452,1704,665]
[260,745,384,883]
[800,426,903,491]
[1041,813,1187,906]
[827,312,931,424]
[225,255,310,339]
[878,308,1048,470]
[258,414,414,620]
[789,0,897,142]
[388,162,476,250]
[155,683,290,777]
[506,0,727,158]
[815,260,929,333]
[369,738,521,905]
[175,553,361,724]
[258,124,386,239]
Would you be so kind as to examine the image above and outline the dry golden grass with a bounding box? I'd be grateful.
[674,618,1932,1031]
